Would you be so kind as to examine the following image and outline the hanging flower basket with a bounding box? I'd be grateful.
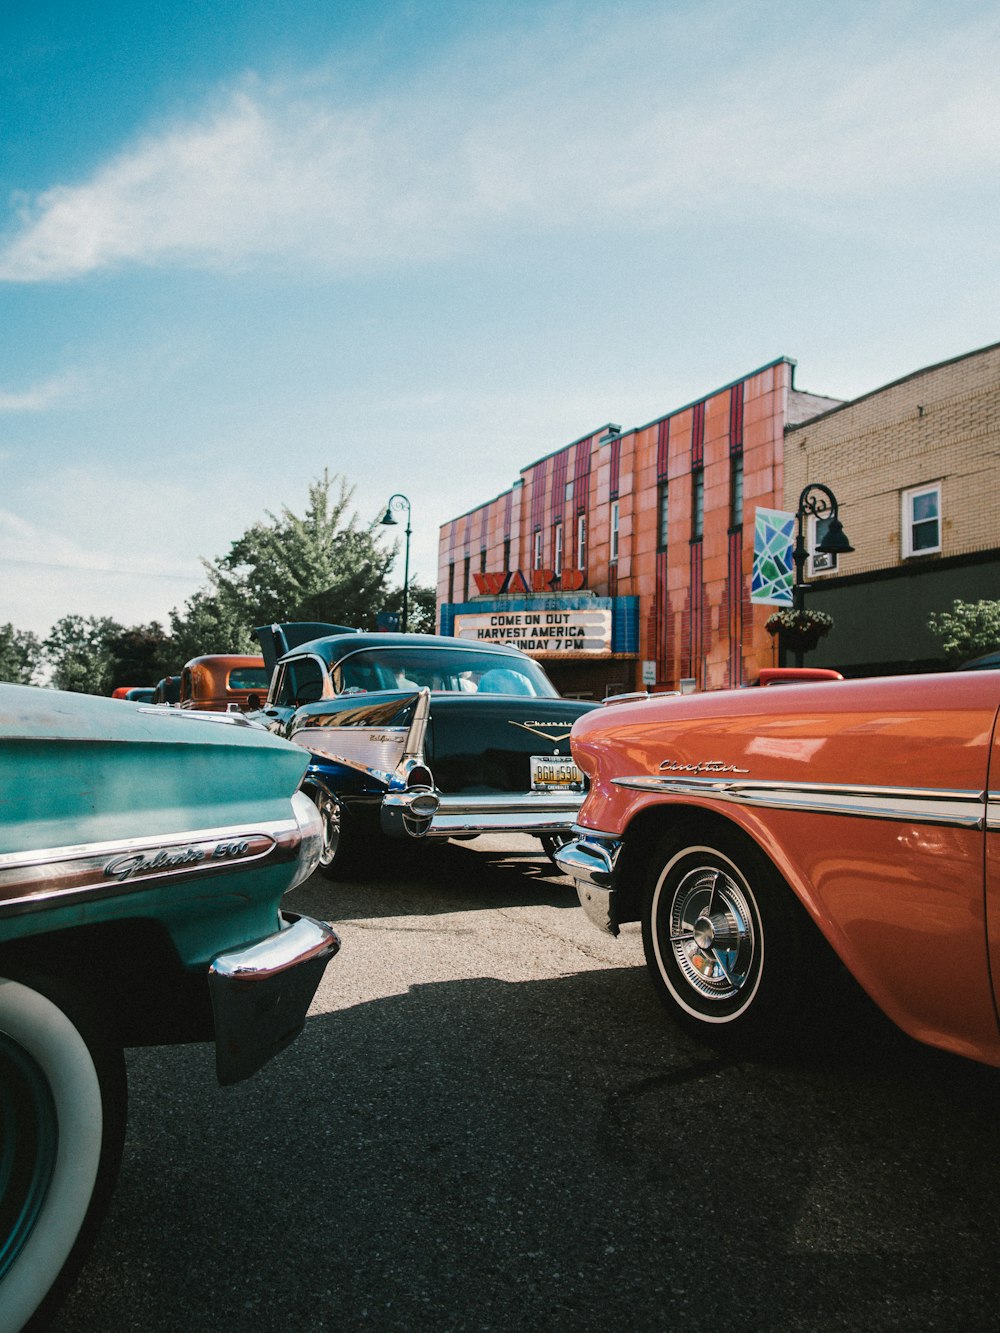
[765,609,834,653]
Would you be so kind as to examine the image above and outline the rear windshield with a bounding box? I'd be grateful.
[228,667,270,690]
[331,647,558,697]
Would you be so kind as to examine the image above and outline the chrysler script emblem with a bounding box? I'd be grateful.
[508,719,575,743]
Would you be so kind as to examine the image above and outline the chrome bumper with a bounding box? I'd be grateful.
[208,912,341,1085]
[553,831,623,936]
[380,788,585,839]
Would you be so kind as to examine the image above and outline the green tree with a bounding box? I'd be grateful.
[0,622,43,684]
[928,598,1000,662]
[169,589,252,664]
[172,472,398,646]
[105,622,177,687]
[378,582,438,634]
[43,615,124,694]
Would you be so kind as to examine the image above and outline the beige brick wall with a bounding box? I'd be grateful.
[785,343,1000,580]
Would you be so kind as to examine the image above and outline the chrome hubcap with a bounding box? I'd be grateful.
[668,866,757,1002]
[315,794,341,865]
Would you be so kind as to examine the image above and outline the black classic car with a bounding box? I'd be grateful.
[254,623,598,878]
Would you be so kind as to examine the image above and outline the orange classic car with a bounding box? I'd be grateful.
[555,669,1000,1067]
[179,655,269,713]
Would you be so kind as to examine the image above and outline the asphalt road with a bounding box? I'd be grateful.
[53,835,1000,1332]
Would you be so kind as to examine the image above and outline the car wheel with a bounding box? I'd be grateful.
[310,788,349,880]
[641,828,810,1049]
[0,975,126,1331]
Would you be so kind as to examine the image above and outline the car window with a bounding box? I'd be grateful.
[331,648,557,697]
[228,666,269,691]
[272,656,326,706]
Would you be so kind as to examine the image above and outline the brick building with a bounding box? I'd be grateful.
[785,340,1000,675]
[437,357,840,697]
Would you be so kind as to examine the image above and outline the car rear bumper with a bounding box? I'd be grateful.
[379,788,585,839]
[208,912,341,1085]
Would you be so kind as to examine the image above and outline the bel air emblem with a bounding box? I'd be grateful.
[508,719,575,743]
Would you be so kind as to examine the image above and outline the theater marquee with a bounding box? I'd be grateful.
[453,608,613,655]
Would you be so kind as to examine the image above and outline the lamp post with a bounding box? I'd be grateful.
[790,483,854,668]
[379,493,412,633]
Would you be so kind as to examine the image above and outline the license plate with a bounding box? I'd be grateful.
[530,755,584,790]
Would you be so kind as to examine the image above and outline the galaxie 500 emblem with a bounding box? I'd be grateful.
[658,759,750,775]
[104,838,265,883]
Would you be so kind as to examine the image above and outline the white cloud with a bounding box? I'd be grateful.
[1,7,997,283]
[0,473,210,636]
[0,372,85,411]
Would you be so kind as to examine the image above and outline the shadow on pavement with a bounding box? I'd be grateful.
[54,952,1000,1333]
[287,834,578,922]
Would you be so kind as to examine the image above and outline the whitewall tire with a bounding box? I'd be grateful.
[0,975,125,1331]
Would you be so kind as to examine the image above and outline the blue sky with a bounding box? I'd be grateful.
[2,0,997,637]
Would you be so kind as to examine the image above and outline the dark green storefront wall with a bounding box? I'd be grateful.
[801,550,1000,676]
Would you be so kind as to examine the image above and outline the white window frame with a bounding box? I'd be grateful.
[610,500,620,563]
[576,513,587,571]
[553,521,563,576]
[533,528,543,570]
[901,483,942,558]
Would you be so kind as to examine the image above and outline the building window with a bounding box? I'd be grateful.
[657,481,669,551]
[577,514,587,571]
[533,529,543,570]
[692,468,704,542]
[463,556,470,601]
[730,457,743,529]
[610,501,619,563]
[565,480,574,503]
[448,562,454,603]
[902,483,941,557]
[503,537,511,570]
[553,521,563,576]
[479,548,487,575]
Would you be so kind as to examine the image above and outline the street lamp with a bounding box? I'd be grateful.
[379,493,412,633]
[790,483,854,668]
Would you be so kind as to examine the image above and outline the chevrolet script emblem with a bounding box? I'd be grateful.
[508,719,575,743]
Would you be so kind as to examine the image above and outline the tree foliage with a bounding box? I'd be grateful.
[0,622,43,685]
[43,615,124,694]
[13,472,435,696]
[379,582,438,635]
[106,622,176,687]
[928,599,1000,662]
[169,471,404,652]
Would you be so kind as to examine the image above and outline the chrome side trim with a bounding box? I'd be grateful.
[0,814,304,919]
[988,792,1000,832]
[612,775,987,829]
[209,912,341,1085]
[136,706,259,728]
[292,724,408,784]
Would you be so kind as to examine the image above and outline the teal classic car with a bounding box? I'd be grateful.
[0,685,340,1331]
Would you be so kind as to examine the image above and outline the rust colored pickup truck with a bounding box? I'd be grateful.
[179,655,270,713]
